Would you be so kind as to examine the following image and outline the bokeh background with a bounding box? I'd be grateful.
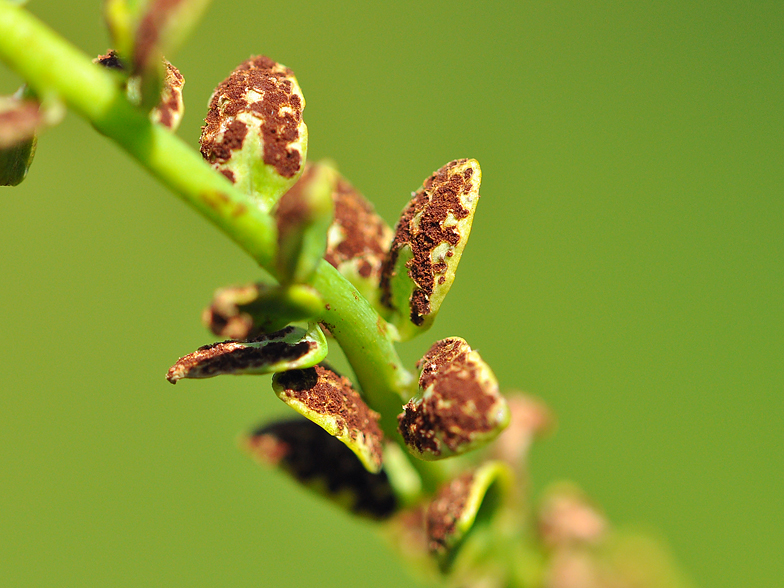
[1,1,781,586]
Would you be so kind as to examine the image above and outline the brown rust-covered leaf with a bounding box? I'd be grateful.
[166,324,326,383]
[244,418,396,519]
[398,337,509,460]
[380,159,481,339]
[200,56,307,211]
[322,171,393,308]
[272,365,384,473]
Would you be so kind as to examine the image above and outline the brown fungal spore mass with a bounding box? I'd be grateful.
[274,365,384,470]
[380,159,476,325]
[166,326,312,382]
[398,338,501,457]
[153,60,184,130]
[200,55,304,178]
[246,419,396,518]
[324,176,392,280]
[426,471,475,554]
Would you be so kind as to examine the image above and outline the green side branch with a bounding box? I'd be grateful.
[0,0,412,437]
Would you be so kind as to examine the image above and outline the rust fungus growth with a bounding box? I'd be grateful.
[152,60,184,130]
[200,55,304,178]
[93,49,124,70]
[426,471,475,554]
[398,338,508,459]
[274,365,384,472]
[245,419,396,519]
[325,175,393,281]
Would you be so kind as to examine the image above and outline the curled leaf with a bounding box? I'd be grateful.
[398,337,509,460]
[323,171,393,309]
[200,56,308,211]
[244,418,396,519]
[274,162,335,284]
[380,159,481,340]
[425,461,512,567]
[203,282,324,340]
[272,365,384,473]
[166,323,326,383]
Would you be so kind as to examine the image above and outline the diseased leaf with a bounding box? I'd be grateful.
[150,60,184,130]
[323,169,393,310]
[272,365,384,473]
[380,159,481,340]
[200,56,308,212]
[425,461,512,570]
[166,323,326,383]
[243,418,397,519]
[398,337,509,460]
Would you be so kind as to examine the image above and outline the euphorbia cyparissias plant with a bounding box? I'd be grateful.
[0,2,692,587]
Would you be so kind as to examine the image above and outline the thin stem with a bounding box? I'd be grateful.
[0,0,414,437]
[312,262,413,436]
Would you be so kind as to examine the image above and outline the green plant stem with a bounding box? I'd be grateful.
[312,262,413,435]
[0,0,413,438]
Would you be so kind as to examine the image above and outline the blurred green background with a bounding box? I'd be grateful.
[1,1,781,586]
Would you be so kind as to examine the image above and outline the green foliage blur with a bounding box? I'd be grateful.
[1,1,781,586]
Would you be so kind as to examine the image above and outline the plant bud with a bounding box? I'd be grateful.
[425,461,512,568]
[380,159,481,340]
[273,162,335,284]
[200,56,308,211]
[272,365,384,473]
[0,92,40,186]
[243,418,397,519]
[398,337,509,460]
[166,323,326,383]
[203,282,324,340]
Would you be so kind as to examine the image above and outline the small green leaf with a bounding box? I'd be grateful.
[425,461,512,570]
[274,162,336,284]
[398,337,509,460]
[272,365,384,473]
[243,418,396,519]
[380,159,481,341]
[166,323,326,383]
[200,56,308,212]
[203,282,324,340]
